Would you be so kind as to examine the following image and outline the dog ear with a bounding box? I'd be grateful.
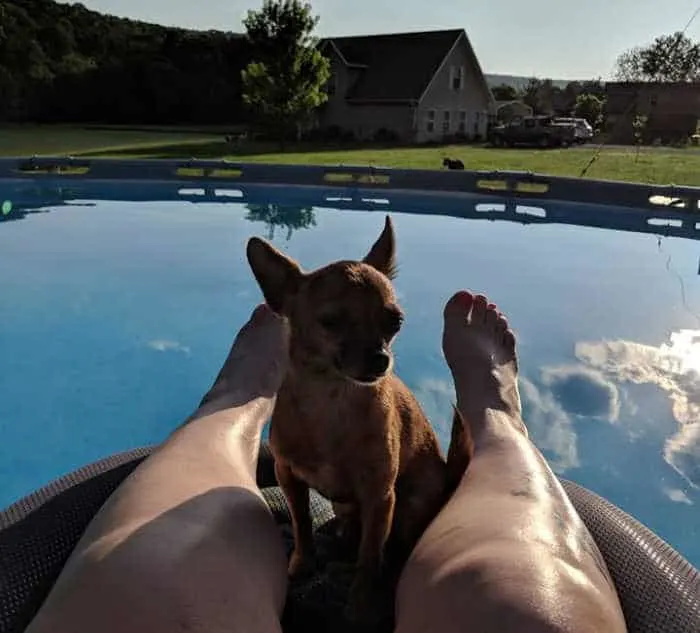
[246,237,302,314]
[363,215,397,279]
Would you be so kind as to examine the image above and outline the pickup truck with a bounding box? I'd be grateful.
[489,116,578,148]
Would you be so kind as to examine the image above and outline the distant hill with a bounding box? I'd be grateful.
[485,74,579,91]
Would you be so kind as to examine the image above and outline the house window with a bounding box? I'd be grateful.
[450,65,465,91]
[458,110,467,133]
[426,109,436,133]
[442,110,451,133]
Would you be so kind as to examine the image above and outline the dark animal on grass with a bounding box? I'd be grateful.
[443,157,465,170]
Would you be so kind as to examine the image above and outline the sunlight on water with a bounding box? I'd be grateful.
[671,330,700,375]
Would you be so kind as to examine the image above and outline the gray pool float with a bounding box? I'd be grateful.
[0,442,697,633]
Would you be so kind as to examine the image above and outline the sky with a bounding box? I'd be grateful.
[63,0,700,79]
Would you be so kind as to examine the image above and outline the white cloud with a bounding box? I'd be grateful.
[576,330,700,489]
[663,487,694,505]
[412,378,457,443]
[147,339,191,355]
[412,374,580,474]
[519,377,579,473]
[664,422,700,490]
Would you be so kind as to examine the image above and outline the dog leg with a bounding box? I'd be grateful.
[389,478,444,571]
[275,460,315,577]
[345,489,396,621]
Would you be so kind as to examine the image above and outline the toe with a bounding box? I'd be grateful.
[503,329,516,354]
[485,304,499,328]
[471,295,488,323]
[496,314,509,334]
[252,303,269,319]
[444,291,473,320]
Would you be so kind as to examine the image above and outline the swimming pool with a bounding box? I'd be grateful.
[0,160,699,570]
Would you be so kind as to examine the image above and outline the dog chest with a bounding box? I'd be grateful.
[290,461,355,503]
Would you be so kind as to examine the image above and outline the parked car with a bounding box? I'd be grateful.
[489,116,578,148]
[552,117,594,143]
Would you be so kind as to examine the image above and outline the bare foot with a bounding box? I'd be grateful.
[195,303,290,414]
[442,291,525,439]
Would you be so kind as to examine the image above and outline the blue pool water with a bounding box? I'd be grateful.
[1,185,698,568]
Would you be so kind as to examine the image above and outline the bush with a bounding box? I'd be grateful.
[301,125,355,142]
[372,127,400,143]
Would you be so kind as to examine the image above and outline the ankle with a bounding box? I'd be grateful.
[456,401,527,446]
[185,386,275,426]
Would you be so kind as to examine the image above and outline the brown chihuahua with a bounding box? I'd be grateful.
[246,215,472,620]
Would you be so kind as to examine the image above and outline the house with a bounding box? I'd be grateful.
[316,29,495,143]
[604,82,700,144]
[495,100,533,123]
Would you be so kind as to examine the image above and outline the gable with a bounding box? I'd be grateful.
[418,31,494,108]
[319,29,463,103]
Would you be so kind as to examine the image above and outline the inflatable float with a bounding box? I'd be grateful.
[1,442,698,632]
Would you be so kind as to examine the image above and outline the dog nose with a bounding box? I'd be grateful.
[368,351,390,375]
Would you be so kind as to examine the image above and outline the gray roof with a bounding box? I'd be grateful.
[319,29,464,103]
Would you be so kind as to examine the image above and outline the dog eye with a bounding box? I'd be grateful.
[384,309,404,335]
[319,313,344,331]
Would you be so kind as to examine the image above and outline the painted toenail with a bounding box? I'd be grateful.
[487,303,497,311]
[455,291,473,308]
[253,304,269,318]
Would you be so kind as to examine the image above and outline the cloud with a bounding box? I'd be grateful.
[519,377,579,473]
[412,378,457,442]
[662,487,694,505]
[147,339,191,355]
[541,365,620,422]
[412,374,580,474]
[575,330,700,489]
[664,422,700,490]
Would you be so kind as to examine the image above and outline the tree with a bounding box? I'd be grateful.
[520,77,555,114]
[241,0,330,142]
[245,203,316,240]
[614,32,700,81]
[491,83,518,101]
[573,93,605,127]
[614,47,645,81]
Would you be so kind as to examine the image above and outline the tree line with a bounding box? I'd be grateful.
[490,79,606,125]
[0,0,251,123]
[1,0,698,132]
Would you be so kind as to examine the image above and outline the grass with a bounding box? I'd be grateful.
[1,125,700,186]
[0,124,223,158]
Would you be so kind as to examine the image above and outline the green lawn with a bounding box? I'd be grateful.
[0,124,223,157]
[2,125,700,186]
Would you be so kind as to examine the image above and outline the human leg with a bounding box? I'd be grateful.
[395,292,627,633]
[26,304,290,633]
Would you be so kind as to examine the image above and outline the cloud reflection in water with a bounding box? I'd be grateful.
[576,329,700,490]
